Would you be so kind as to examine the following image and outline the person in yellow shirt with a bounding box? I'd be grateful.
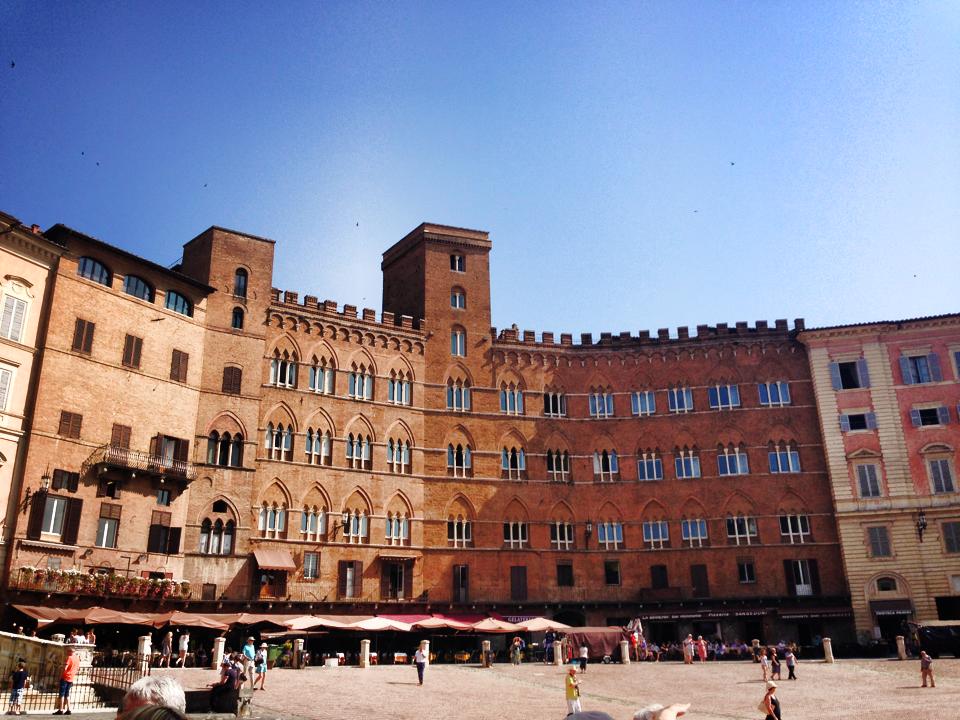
[565,665,582,715]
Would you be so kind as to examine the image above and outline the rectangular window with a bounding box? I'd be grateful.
[51,469,79,492]
[0,296,27,342]
[147,510,173,553]
[156,488,171,506]
[0,367,12,411]
[510,565,528,601]
[170,349,189,383]
[598,522,624,550]
[867,526,891,557]
[943,522,960,554]
[58,411,82,439]
[122,334,143,368]
[450,254,465,272]
[631,390,655,416]
[738,560,756,584]
[450,290,466,308]
[111,423,132,449]
[96,503,121,548]
[786,559,817,596]
[900,354,942,385]
[550,521,574,550]
[338,560,362,599]
[726,516,758,545]
[604,560,621,585]
[556,563,574,587]
[41,496,67,535]
[650,564,668,589]
[758,381,791,407]
[708,384,740,410]
[543,392,566,417]
[303,552,319,580]
[637,454,663,481]
[642,520,669,549]
[503,521,528,549]
[593,450,619,481]
[840,412,878,432]
[451,330,465,357]
[668,387,694,413]
[453,564,469,602]
[929,459,955,494]
[830,359,870,390]
[779,514,811,544]
[856,464,882,497]
[681,518,708,547]
[911,407,950,427]
[71,318,95,354]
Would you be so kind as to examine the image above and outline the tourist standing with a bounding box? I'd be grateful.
[759,648,770,682]
[545,630,556,664]
[770,649,781,680]
[510,636,523,665]
[565,666,582,715]
[177,631,189,667]
[160,632,173,668]
[53,646,79,716]
[414,644,427,686]
[242,637,257,689]
[254,643,268,690]
[682,635,694,665]
[920,651,935,688]
[578,644,588,673]
[784,649,797,680]
[8,660,29,716]
[696,636,707,663]
[760,680,781,720]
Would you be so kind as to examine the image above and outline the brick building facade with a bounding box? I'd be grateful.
[5,219,859,644]
[799,315,960,642]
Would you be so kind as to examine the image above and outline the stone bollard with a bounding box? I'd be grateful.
[822,637,835,664]
[481,640,491,668]
[137,635,152,675]
[619,639,630,664]
[213,637,226,669]
[554,638,564,666]
[896,635,907,660]
[294,638,305,668]
[360,639,371,668]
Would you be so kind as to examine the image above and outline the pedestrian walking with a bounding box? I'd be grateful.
[759,680,781,720]
[759,648,770,682]
[53,646,79,715]
[159,631,173,668]
[578,644,589,673]
[784,649,797,680]
[8,660,30,715]
[920,651,935,688]
[414,644,427,685]
[254,643,268,690]
[510,636,524,665]
[242,637,256,689]
[682,635,694,665]
[770,649,781,680]
[565,666,582,715]
[177,631,189,667]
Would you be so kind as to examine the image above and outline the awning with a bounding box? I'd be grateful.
[870,599,914,617]
[253,549,296,571]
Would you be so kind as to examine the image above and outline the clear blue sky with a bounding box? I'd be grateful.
[2,1,957,335]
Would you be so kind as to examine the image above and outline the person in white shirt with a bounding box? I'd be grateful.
[177,632,189,667]
[414,644,428,685]
[578,644,589,673]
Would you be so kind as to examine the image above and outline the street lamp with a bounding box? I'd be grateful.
[916,510,927,542]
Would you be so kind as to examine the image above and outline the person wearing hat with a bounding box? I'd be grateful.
[760,680,780,720]
[241,637,256,690]
[565,665,582,715]
[253,643,268,690]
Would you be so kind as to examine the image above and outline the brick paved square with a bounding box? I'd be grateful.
[156,657,959,720]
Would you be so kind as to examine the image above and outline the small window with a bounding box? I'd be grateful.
[222,366,242,394]
[738,560,756,584]
[841,412,877,432]
[868,526,891,557]
[450,254,465,272]
[77,257,112,286]
[900,354,942,385]
[0,296,28,343]
[231,307,244,330]
[58,411,83,439]
[451,289,466,309]
[170,349,189,383]
[668,387,694,413]
[165,290,193,317]
[71,318,95,354]
[96,503,122,548]
[929,458,955,494]
[831,359,869,390]
[0,367,13,411]
[122,275,154,302]
[122,334,143,369]
[451,328,466,357]
[650,564,669,589]
[110,423,131,448]
[943,522,960,553]
[708,384,741,410]
[543,391,567,417]
[876,576,897,592]
[233,269,248,298]
[604,560,621,585]
[758,381,791,407]
[856,464,882,497]
[303,552,319,580]
[911,407,949,427]
[556,563,574,587]
[157,489,171,506]
[631,391,655,416]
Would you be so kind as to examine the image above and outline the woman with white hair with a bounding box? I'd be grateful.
[633,703,690,720]
[117,676,187,717]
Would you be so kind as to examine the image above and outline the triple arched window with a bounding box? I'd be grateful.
[304,428,332,465]
[388,370,412,405]
[501,446,526,480]
[206,431,244,467]
[308,357,335,394]
[674,446,701,479]
[300,506,327,541]
[345,433,372,470]
[447,444,472,477]
[500,383,524,415]
[387,438,411,474]
[264,422,294,461]
[593,449,619,481]
[546,449,570,482]
[385,512,410,545]
[270,350,297,388]
[342,509,369,544]
[446,379,471,411]
[258,502,287,539]
[717,443,750,476]
[348,363,374,399]
[199,518,235,555]
[588,388,614,418]
[77,257,112,286]
[768,441,802,473]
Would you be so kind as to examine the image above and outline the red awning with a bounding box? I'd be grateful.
[253,549,296,571]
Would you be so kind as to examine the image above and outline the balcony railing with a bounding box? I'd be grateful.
[8,568,191,600]
[84,445,197,481]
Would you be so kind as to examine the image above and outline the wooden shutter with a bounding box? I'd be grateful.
[26,491,46,540]
[928,353,942,382]
[937,406,950,425]
[337,561,348,598]
[170,350,188,383]
[403,561,413,599]
[66,472,79,492]
[380,562,390,599]
[865,412,878,430]
[691,564,709,598]
[839,414,851,432]
[149,434,159,457]
[452,565,460,602]
[828,362,842,390]
[111,423,132,448]
[352,561,363,598]
[510,565,527,601]
[62,498,83,545]
[174,438,189,462]
[147,525,164,554]
[122,334,142,367]
[166,527,182,555]
[899,356,915,384]
[58,411,71,436]
[809,559,821,595]
[72,318,85,351]
[856,358,870,388]
[910,409,922,427]
[222,367,242,394]
[783,560,796,596]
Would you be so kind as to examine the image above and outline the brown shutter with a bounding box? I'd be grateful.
[166,527,182,555]
[71,413,82,438]
[170,350,188,383]
[784,560,796,596]
[337,561,348,598]
[111,424,131,448]
[58,411,71,436]
[149,434,159,457]
[83,321,95,352]
[62,498,83,545]
[122,335,135,366]
[380,562,390,599]
[353,561,363,598]
[809,559,821,595]
[26,491,46,540]
[222,368,231,393]
[66,472,79,493]
[174,438,189,462]
[72,319,85,351]
[147,525,163,553]
[403,561,413,599]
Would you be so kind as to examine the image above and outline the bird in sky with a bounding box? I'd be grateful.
[9,61,14,69]
[730,161,735,166]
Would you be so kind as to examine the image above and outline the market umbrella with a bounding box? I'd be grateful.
[349,616,413,632]
[286,615,362,631]
[518,617,572,632]
[412,615,473,631]
[470,618,522,633]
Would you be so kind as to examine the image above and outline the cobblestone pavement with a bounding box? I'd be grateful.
[151,657,959,720]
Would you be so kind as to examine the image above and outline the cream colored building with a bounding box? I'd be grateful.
[0,212,63,568]
[799,315,960,643]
